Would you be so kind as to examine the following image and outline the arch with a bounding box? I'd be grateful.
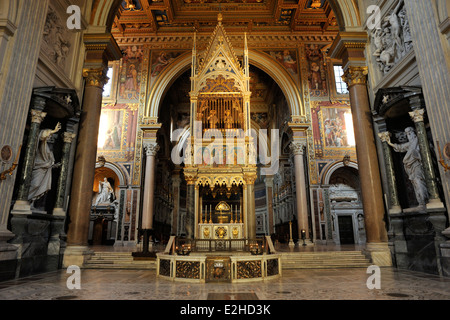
[95,160,128,186]
[328,0,362,32]
[321,160,359,185]
[145,49,304,120]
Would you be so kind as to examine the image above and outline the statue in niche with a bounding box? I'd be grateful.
[207,109,219,129]
[28,123,62,205]
[93,177,114,206]
[224,110,233,130]
[387,127,428,206]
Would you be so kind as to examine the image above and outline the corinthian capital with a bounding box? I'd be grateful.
[63,132,77,144]
[409,109,425,123]
[82,67,109,89]
[30,109,47,124]
[378,131,391,143]
[143,142,160,157]
[342,66,368,87]
[290,141,307,156]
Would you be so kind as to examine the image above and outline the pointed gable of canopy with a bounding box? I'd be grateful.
[193,13,249,95]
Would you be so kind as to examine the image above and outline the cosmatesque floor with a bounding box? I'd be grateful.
[0,267,449,301]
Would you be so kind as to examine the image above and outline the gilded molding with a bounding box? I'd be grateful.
[342,66,368,87]
[82,67,109,88]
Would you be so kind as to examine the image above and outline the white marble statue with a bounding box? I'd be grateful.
[94,177,114,206]
[28,123,61,203]
[387,127,428,206]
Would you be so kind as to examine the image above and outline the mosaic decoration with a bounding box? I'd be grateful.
[305,44,328,97]
[237,260,262,279]
[266,258,279,276]
[159,259,171,277]
[176,261,200,279]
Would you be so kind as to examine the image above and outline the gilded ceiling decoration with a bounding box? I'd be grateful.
[113,0,337,35]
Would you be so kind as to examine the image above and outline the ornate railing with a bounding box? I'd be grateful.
[175,238,266,254]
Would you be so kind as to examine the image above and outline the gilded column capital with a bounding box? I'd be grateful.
[143,142,160,157]
[82,67,109,89]
[409,109,425,123]
[290,141,307,156]
[378,131,392,143]
[342,66,368,87]
[63,132,77,144]
[30,109,47,124]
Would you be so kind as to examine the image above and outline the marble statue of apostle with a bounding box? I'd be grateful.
[387,127,428,206]
[28,123,62,202]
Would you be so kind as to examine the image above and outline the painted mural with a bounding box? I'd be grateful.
[311,101,356,159]
[265,50,298,77]
[150,51,183,80]
[97,103,140,163]
[305,44,328,98]
[119,45,144,100]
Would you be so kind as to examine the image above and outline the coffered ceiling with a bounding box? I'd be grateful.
[114,0,338,36]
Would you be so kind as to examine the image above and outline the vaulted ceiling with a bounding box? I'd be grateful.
[114,0,338,35]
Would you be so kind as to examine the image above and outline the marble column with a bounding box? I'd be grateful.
[264,176,275,235]
[378,131,401,213]
[63,68,110,268]
[246,180,256,240]
[13,100,47,214]
[53,132,76,216]
[171,174,181,235]
[408,108,443,209]
[65,68,108,246]
[141,142,159,250]
[342,66,390,266]
[185,183,195,239]
[290,141,312,246]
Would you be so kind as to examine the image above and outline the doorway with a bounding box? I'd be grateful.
[338,216,355,245]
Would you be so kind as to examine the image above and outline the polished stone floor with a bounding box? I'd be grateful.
[0,266,449,301]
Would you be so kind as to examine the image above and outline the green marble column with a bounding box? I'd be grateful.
[185,183,195,239]
[409,108,442,207]
[378,131,401,213]
[53,132,76,215]
[16,98,47,203]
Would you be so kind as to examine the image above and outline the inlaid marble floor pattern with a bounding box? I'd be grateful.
[0,267,449,300]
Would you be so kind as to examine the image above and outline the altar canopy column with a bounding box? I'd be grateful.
[246,180,256,239]
[141,142,160,251]
[264,176,275,234]
[12,99,47,214]
[330,32,390,266]
[63,34,122,267]
[290,140,312,246]
[171,173,181,235]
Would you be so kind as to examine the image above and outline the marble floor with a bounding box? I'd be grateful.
[0,266,449,301]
